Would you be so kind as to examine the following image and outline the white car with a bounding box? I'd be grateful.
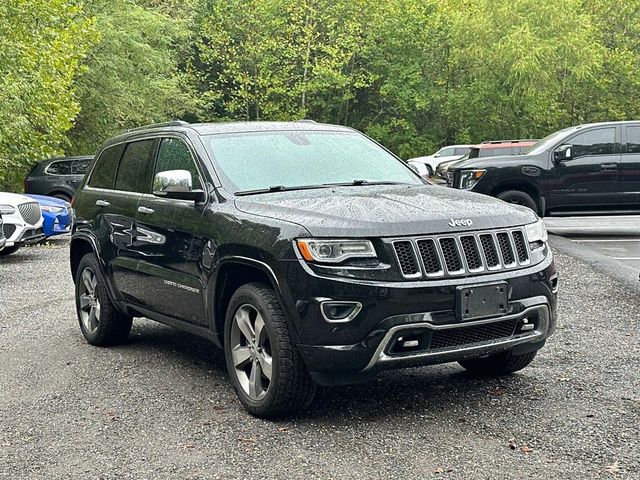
[407,144,472,176]
[0,192,45,256]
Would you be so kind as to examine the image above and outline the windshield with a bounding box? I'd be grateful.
[203,131,423,192]
[526,127,576,155]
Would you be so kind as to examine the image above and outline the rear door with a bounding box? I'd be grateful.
[83,139,156,304]
[548,126,620,211]
[619,125,640,206]
[133,136,209,326]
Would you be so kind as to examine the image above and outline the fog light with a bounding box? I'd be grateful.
[320,301,362,323]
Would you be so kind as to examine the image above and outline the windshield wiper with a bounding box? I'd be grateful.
[322,180,412,187]
[235,184,331,196]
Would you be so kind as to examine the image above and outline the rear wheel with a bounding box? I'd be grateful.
[459,350,537,376]
[224,282,316,418]
[496,190,538,214]
[75,253,132,346]
[0,246,21,256]
[52,193,72,203]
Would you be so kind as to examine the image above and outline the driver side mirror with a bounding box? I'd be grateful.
[408,161,429,178]
[153,169,205,201]
[554,144,573,162]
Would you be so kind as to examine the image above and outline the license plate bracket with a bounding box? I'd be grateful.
[456,282,508,321]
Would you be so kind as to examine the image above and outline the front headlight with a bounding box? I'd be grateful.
[525,220,548,247]
[41,205,65,213]
[458,169,486,189]
[296,239,377,264]
[0,204,15,215]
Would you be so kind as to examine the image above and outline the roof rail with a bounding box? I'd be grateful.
[296,119,317,123]
[126,120,189,133]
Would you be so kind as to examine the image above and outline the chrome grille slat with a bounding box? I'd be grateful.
[18,202,41,225]
[392,227,531,279]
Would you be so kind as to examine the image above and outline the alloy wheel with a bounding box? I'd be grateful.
[229,304,273,400]
[78,267,101,333]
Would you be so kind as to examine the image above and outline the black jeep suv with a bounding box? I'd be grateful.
[70,121,558,417]
[448,121,640,216]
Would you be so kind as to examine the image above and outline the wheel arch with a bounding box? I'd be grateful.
[46,189,73,201]
[490,182,543,215]
[211,257,294,348]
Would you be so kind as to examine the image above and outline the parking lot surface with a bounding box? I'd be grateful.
[1,239,639,479]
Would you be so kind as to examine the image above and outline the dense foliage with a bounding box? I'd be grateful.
[1,0,639,190]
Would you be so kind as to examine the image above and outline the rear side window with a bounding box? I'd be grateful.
[72,158,92,175]
[115,139,156,193]
[569,128,616,157]
[46,160,73,175]
[88,145,124,189]
[438,148,454,156]
[154,138,202,189]
[453,147,471,156]
[626,126,640,154]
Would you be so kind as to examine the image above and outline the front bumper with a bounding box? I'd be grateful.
[282,253,557,386]
[43,211,72,236]
[2,220,45,247]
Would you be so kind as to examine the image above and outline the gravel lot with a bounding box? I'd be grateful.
[1,238,638,479]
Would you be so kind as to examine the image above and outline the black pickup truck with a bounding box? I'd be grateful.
[448,121,640,216]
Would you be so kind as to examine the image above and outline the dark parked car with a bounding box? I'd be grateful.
[70,121,558,418]
[24,156,93,202]
[448,121,640,216]
[436,140,537,179]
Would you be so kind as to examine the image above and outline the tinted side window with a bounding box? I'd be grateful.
[72,158,92,175]
[569,128,616,157]
[626,126,640,154]
[115,139,156,193]
[88,145,124,189]
[46,160,73,175]
[154,138,202,189]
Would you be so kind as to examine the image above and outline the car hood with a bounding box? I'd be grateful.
[25,194,70,208]
[0,192,36,206]
[234,184,537,237]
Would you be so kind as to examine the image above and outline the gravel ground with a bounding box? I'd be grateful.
[0,238,638,479]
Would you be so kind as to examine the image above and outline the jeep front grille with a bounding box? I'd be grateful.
[392,228,530,279]
[18,202,41,225]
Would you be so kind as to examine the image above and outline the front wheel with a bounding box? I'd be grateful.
[0,246,21,256]
[459,350,537,376]
[496,190,539,214]
[224,283,316,418]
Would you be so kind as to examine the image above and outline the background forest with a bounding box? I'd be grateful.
[1,0,639,190]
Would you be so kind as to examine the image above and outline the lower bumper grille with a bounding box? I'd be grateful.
[2,224,17,239]
[430,318,518,350]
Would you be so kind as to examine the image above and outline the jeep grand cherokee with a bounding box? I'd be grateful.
[70,121,558,418]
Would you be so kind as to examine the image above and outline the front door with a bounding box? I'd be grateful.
[133,137,209,326]
[548,126,620,212]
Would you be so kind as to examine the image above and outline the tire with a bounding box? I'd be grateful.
[75,253,132,346]
[0,246,21,256]
[52,193,72,203]
[224,282,316,418]
[496,190,539,214]
[459,350,537,376]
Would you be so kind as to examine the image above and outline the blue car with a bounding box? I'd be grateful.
[25,194,73,237]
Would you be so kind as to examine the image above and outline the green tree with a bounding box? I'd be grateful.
[0,0,95,191]
[67,0,196,155]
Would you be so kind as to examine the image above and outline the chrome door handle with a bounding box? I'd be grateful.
[601,163,618,171]
[137,206,155,215]
[95,200,110,207]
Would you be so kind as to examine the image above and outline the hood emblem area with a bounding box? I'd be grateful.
[448,218,473,228]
